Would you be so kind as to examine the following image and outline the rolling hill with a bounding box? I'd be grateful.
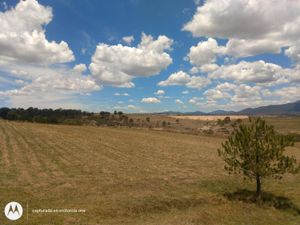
[237,100,300,115]
[158,101,300,115]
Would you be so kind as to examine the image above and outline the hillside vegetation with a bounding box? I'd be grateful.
[0,119,299,224]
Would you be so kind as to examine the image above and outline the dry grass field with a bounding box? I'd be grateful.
[0,118,300,225]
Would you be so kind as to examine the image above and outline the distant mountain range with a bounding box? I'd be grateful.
[158,100,300,116]
[237,100,300,115]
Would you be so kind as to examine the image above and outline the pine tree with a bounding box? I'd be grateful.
[218,117,299,199]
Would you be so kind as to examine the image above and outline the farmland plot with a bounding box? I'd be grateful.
[0,120,299,225]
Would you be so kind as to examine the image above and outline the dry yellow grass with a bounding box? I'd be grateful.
[0,119,299,225]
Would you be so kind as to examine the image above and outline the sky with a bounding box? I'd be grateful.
[0,0,299,113]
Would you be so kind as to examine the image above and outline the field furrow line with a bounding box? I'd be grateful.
[8,123,48,183]
[0,122,18,176]
[36,134,84,166]
[25,125,90,166]
[14,124,69,179]
[7,123,55,179]
[3,123,36,184]
[0,122,11,170]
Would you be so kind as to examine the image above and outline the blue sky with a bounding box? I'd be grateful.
[0,0,299,112]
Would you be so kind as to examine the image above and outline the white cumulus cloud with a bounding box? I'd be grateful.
[155,90,165,95]
[188,38,225,66]
[0,0,74,65]
[90,33,173,87]
[122,35,135,45]
[209,60,288,85]
[158,71,210,89]
[175,99,184,104]
[183,0,300,58]
[73,64,87,74]
[141,97,161,104]
[285,41,300,64]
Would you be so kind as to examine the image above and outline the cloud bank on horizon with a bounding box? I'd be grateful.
[0,0,299,112]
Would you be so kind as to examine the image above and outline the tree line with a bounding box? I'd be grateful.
[0,107,94,124]
[0,107,174,129]
[0,107,139,127]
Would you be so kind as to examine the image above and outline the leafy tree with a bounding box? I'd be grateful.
[0,107,10,119]
[128,118,134,127]
[223,116,231,124]
[217,119,223,126]
[6,110,19,120]
[218,117,299,199]
[100,111,110,118]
